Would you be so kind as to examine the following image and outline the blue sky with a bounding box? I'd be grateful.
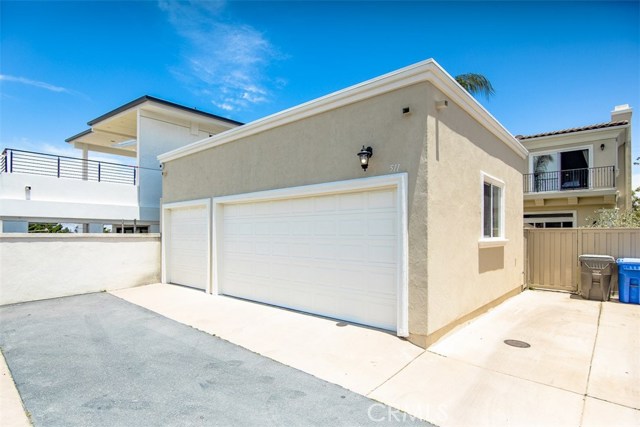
[1,1,639,185]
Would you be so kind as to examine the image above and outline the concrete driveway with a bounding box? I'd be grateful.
[0,284,640,427]
[109,284,639,426]
[0,293,427,426]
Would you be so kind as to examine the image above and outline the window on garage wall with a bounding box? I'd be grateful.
[481,173,505,239]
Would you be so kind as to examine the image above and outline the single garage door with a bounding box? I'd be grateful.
[220,187,398,331]
[168,205,209,290]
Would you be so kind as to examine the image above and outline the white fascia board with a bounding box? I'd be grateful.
[75,142,137,158]
[523,187,617,200]
[162,198,211,210]
[159,59,528,163]
[212,173,406,205]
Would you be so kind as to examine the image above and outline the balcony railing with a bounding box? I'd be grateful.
[524,166,615,194]
[0,148,137,185]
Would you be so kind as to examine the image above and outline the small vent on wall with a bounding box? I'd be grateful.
[436,100,448,110]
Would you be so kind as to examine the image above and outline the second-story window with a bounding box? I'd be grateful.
[529,147,592,192]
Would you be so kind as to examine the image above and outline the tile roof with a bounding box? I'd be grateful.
[515,120,628,140]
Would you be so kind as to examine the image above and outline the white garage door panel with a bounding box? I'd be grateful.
[169,206,208,290]
[221,187,398,331]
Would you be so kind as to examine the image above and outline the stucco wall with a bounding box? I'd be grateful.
[520,128,626,227]
[616,133,630,210]
[424,88,526,337]
[162,83,431,202]
[164,82,432,336]
[162,80,526,345]
[137,111,219,219]
[0,234,160,306]
[522,134,619,171]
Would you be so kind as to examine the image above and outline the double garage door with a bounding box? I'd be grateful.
[166,183,401,332]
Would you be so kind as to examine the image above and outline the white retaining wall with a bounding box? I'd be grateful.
[0,234,161,305]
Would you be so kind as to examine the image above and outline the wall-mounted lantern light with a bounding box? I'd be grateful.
[357,145,373,171]
[600,143,605,151]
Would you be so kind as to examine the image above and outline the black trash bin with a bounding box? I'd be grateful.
[578,255,616,301]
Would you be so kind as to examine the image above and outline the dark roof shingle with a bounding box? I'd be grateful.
[515,120,628,140]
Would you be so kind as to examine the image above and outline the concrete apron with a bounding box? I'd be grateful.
[1,351,31,426]
[111,284,640,427]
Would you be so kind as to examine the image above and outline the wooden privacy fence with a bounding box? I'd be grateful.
[525,228,640,292]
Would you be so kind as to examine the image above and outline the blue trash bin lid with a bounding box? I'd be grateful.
[616,258,640,265]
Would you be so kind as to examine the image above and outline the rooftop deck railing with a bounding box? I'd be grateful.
[0,148,137,185]
[523,166,615,194]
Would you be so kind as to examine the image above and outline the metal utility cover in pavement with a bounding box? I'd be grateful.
[504,339,531,348]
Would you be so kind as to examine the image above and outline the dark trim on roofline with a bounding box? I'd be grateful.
[87,95,244,127]
[65,129,92,143]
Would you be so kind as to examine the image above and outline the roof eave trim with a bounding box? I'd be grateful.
[87,95,243,127]
[65,128,92,143]
[518,123,629,142]
[158,59,528,162]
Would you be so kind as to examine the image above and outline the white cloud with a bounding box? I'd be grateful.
[214,102,234,111]
[159,0,283,112]
[0,75,88,99]
[0,74,70,93]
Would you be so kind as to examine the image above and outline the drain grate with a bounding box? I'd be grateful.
[504,339,531,348]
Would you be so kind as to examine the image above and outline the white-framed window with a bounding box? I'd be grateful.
[527,145,593,192]
[480,173,506,246]
[524,211,576,228]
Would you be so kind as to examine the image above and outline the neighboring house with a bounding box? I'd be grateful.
[0,96,241,233]
[517,105,633,228]
[157,59,528,348]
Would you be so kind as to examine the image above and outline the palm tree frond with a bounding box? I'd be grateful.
[455,73,495,98]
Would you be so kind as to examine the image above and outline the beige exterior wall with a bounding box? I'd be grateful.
[521,125,630,225]
[522,130,620,170]
[423,87,525,340]
[616,131,631,210]
[163,83,431,202]
[164,82,432,338]
[162,81,525,347]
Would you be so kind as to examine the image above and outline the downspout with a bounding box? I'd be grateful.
[624,126,632,210]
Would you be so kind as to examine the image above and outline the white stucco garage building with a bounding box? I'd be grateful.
[158,59,528,348]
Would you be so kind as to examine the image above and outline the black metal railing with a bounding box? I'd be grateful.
[0,148,137,185]
[523,166,615,194]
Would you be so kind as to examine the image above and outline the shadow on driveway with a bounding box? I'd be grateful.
[0,293,429,426]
